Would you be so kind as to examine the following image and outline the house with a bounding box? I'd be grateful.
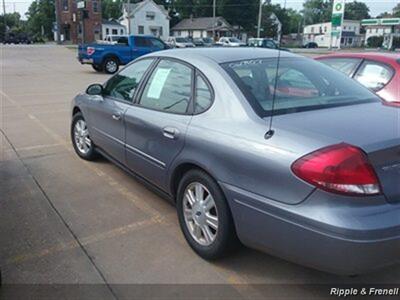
[303,20,362,48]
[54,0,102,44]
[171,16,235,39]
[102,19,126,37]
[120,0,170,39]
[362,18,400,49]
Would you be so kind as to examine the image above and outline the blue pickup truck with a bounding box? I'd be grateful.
[78,35,168,74]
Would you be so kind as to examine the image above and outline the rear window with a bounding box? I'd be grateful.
[318,57,362,76]
[222,57,379,116]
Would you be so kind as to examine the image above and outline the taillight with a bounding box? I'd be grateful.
[87,47,95,56]
[383,101,400,107]
[291,143,381,196]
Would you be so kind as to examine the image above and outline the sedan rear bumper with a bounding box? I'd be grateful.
[221,182,400,275]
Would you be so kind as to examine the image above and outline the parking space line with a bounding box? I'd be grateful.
[4,215,165,267]
[1,89,162,218]
[15,143,66,152]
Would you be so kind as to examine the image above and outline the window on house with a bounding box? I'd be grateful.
[106,28,109,35]
[62,0,68,11]
[112,29,118,35]
[138,26,144,34]
[93,1,99,13]
[120,29,124,35]
[146,12,155,21]
[311,27,314,33]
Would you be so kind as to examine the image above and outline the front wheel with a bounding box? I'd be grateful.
[177,169,239,260]
[102,57,119,74]
[71,112,97,160]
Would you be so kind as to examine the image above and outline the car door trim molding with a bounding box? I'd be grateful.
[93,127,125,146]
[125,143,167,169]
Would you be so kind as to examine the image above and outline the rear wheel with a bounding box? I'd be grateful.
[71,112,97,161]
[102,57,119,74]
[177,169,239,260]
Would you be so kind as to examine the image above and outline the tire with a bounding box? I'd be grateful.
[92,64,103,72]
[176,169,239,260]
[102,57,119,74]
[71,112,97,161]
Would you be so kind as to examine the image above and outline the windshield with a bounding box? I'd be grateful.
[176,37,189,43]
[229,38,240,43]
[249,39,263,46]
[203,38,213,43]
[222,57,379,116]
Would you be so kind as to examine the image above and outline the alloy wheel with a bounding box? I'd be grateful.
[74,119,91,155]
[183,182,219,246]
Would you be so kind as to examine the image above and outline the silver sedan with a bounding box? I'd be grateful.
[71,48,400,275]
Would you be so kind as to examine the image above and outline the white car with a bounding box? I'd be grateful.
[218,37,246,47]
[166,37,195,48]
[96,35,128,45]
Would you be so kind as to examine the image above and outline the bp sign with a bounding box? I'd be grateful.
[331,0,345,27]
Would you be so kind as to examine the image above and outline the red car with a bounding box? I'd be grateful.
[315,52,400,106]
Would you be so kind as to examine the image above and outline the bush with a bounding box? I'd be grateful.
[366,36,384,48]
[392,37,400,50]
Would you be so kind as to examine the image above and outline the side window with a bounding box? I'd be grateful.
[150,38,166,50]
[319,58,361,76]
[354,61,394,91]
[117,36,128,45]
[195,75,213,113]
[139,60,192,113]
[135,36,150,47]
[103,59,154,101]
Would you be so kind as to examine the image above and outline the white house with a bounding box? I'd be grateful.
[303,20,362,48]
[102,19,127,38]
[362,18,400,49]
[171,16,234,39]
[120,0,170,39]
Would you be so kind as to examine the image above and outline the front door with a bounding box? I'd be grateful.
[87,58,155,163]
[124,59,194,189]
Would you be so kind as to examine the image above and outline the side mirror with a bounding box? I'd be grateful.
[86,84,103,96]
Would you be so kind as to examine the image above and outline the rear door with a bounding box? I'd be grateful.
[132,36,153,59]
[87,58,155,163]
[115,36,132,64]
[124,58,194,189]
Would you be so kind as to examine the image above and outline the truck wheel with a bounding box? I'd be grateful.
[92,64,103,72]
[103,57,119,74]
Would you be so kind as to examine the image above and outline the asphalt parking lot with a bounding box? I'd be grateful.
[0,45,399,299]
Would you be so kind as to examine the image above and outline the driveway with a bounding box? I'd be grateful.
[0,44,398,299]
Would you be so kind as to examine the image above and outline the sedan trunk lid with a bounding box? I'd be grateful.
[273,102,400,203]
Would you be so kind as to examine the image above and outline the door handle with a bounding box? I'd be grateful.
[163,127,179,139]
[112,113,121,121]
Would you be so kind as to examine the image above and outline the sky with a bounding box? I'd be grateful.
[3,0,399,20]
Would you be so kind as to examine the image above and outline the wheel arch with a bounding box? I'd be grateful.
[169,161,219,202]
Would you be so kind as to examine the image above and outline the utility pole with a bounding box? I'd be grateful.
[257,0,263,38]
[127,0,131,35]
[54,0,61,44]
[212,0,216,40]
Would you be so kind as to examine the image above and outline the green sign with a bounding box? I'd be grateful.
[331,14,342,27]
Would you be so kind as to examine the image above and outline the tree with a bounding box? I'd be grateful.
[0,12,24,40]
[25,0,55,40]
[219,0,258,34]
[344,1,370,20]
[393,3,400,17]
[102,0,124,20]
[302,0,332,25]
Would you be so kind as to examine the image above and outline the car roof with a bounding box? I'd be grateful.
[315,52,400,64]
[147,48,297,63]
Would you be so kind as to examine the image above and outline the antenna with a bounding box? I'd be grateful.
[265,0,286,140]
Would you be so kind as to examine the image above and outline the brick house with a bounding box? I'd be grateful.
[55,0,102,44]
